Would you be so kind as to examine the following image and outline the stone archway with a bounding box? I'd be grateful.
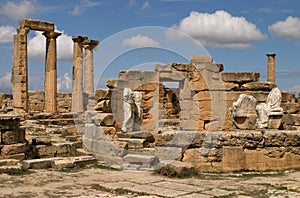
[11,19,61,112]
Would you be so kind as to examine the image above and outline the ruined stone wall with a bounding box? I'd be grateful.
[155,130,300,172]
[0,92,72,113]
[28,91,72,113]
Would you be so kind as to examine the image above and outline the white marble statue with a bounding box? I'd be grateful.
[122,88,143,132]
[256,87,283,129]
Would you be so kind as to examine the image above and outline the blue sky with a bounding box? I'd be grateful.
[0,0,299,95]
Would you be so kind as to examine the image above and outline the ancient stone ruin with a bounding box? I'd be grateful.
[0,18,300,173]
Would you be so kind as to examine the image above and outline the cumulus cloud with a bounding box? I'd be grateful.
[57,73,72,92]
[0,73,12,93]
[69,0,101,15]
[0,25,16,43]
[166,10,267,48]
[28,28,73,60]
[269,16,300,40]
[123,35,159,48]
[0,0,36,20]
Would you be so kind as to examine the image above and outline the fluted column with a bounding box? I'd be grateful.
[83,39,99,95]
[43,31,61,112]
[72,36,86,112]
[12,27,30,112]
[267,53,276,83]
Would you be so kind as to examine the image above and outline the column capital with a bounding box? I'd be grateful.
[72,36,88,43]
[82,39,100,50]
[43,31,61,39]
[266,53,276,57]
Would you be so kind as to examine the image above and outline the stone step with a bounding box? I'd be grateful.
[38,118,84,126]
[117,138,146,149]
[116,131,154,142]
[0,159,20,166]
[0,164,22,174]
[122,154,159,170]
[127,148,156,156]
[159,119,180,127]
[22,156,97,169]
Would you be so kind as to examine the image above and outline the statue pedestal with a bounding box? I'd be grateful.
[268,112,283,129]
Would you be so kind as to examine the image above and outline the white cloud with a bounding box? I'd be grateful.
[69,0,101,15]
[166,10,267,48]
[269,16,300,40]
[28,28,73,60]
[141,1,150,10]
[0,25,16,44]
[57,73,72,92]
[123,35,159,48]
[0,72,12,93]
[70,5,81,16]
[0,0,36,20]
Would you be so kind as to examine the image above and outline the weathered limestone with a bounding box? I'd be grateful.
[83,39,99,95]
[72,36,99,112]
[0,115,27,160]
[72,36,86,112]
[12,19,59,113]
[43,31,61,112]
[267,53,276,83]
[229,94,257,129]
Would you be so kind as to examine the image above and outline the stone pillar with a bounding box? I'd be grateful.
[12,27,30,112]
[43,31,61,112]
[83,39,99,95]
[72,36,86,112]
[267,53,276,83]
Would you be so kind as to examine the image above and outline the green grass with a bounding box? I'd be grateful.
[4,168,33,176]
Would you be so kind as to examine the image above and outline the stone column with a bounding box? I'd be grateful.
[72,36,86,112]
[83,39,99,95]
[267,53,276,83]
[43,31,61,112]
[12,27,30,112]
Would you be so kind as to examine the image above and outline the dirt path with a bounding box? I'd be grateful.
[0,166,299,198]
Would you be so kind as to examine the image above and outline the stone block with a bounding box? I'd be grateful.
[118,138,146,149]
[251,91,270,102]
[106,79,117,88]
[1,128,26,145]
[92,113,115,126]
[241,82,276,91]
[95,89,109,101]
[0,115,21,130]
[1,143,27,156]
[222,146,245,171]
[243,149,266,171]
[122,154,158,168]
[159,71,185,81]
[282,103,298,114]
[155,147,182,161]
[171,62,195,72]
[22,158,54,169]
[135,82,158,91]
[281,92,296,103]
[52,159,74,169]
[190,54,213,63]
[221,72,260,83]
[209,82,239,91]
[120,70,144,80]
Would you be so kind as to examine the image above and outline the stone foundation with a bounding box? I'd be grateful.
[156,130,300,172]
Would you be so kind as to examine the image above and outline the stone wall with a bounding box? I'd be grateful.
[155,130,300,172]
[0,91,72,113]
[0,115,27,160]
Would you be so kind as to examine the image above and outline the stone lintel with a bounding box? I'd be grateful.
[20,18,54,32]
